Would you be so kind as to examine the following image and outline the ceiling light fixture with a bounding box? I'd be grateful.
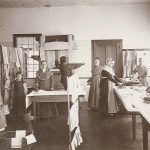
[44,4,51,7]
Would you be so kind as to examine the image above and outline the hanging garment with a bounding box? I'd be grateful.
[1,45,9,65]
[69,101,79,131]
[1,45,9,79]
[8,47,17,63]
[68,74,82,103]
[16,48,23,71]
[0,92,7,130]
[4,78,10,105]
[71,126,83,150]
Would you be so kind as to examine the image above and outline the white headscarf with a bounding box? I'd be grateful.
[104,58,115,76]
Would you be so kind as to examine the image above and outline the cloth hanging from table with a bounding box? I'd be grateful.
[69,101,79,131]
[68,74,82,103]
[71,126,83,150]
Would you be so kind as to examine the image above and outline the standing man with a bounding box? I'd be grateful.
[133,58,149,87]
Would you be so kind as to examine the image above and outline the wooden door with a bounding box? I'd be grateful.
[92,40,122,77]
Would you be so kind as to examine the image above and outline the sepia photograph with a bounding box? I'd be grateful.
[0,0,150,150]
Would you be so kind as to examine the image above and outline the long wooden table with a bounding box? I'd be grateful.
[114,86,138,140]
[114,86,150,150]
[26,90,85,125]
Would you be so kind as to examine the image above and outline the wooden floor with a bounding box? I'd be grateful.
[6,102,149,150]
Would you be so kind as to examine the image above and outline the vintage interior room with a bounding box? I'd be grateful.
[0,0,150,150]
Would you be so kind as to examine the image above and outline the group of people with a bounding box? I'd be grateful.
[5,56,84,132]
[1,55,149,132]
[88,57,149,117]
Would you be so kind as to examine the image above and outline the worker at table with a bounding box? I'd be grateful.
[35,60,54,118]
[88,57,103,110]
[59,56,84,90]
[99,58,123,117]
[132,58,149,87]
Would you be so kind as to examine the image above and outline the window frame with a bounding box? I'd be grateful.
[13,33,42,79]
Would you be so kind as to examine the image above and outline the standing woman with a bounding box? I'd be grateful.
[99,58,123,117]
[35,60,54,91]
[12,71,33,132]
[88,57,103,109]
[35,60,54,118]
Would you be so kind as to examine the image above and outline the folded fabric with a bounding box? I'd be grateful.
[25,134,36,145]
[11,137,22,148]
[16,130,26,138]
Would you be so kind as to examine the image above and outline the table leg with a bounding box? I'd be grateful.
[132,113,136,140]
[142,117,148,150]
[33,101,36,126]
[54,103,59,116]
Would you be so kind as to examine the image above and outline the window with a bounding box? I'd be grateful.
[13,34,41,78]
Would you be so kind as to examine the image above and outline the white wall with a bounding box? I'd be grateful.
[0,5,150,77]
[0,5,150,99]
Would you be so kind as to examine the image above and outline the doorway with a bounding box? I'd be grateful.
[91,40,123,77]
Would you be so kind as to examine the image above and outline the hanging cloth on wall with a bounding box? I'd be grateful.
[123,50,137,78]
[4,78,10,105]
[1,45,9,65]
[15,47,23,70]
[1,45,9,79]
[0,91,7,130]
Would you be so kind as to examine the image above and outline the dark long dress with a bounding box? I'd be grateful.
[13,80,27,114]
[99,69,121,115]
[13,80,33,131]
[35,68,54,91]
[88,65,103,109]
[35,68,54,118]
[59,63,83,90]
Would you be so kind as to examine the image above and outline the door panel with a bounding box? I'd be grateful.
[92,40,122,77]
